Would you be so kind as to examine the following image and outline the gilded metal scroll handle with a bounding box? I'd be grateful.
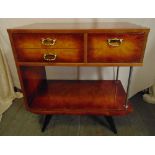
[43,53,57,61]
[107,38,123,47]
[41,38,56,46]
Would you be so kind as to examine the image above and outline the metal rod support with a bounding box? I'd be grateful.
[125,67,133,108]
[116,67,119,80]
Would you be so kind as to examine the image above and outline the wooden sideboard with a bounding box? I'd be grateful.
[8,22,150,133]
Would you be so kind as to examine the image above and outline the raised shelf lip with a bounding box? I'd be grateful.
[28,107,133,115]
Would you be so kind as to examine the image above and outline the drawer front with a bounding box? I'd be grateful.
[16,49,84,63]
[88,33,146,63]
[13,33,84,49]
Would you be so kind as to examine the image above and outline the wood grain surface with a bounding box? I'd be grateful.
[7,22,150,116]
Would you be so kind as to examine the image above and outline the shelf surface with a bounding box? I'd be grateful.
[28,80,133,115]
[8,22,149,31]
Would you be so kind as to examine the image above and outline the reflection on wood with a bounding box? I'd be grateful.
[26,80,132,115]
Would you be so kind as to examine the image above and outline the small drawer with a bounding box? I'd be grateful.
[16,49,84,63]
[88,33,146,63]
[13,33,84,49]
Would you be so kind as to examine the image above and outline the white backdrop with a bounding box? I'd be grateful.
[0,18,155,98]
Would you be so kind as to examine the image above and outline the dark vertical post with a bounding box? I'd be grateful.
[116,67,120,80]
[105,116,117,134]
[41,115,52,132]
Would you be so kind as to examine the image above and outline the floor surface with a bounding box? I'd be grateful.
[0,93,155,136]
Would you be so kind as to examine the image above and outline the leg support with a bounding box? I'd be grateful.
[41,115,52,132]
[105,116,117,134]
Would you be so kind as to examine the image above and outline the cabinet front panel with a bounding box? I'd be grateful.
[88,33,146,63]
[13,33,84,49]
[16,48,84,63]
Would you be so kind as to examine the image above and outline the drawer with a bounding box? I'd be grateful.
[88,33,146,63]
[16,49,84,63]
[13,33,84,49]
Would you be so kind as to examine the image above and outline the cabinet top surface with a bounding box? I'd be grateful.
[8,22,149,31]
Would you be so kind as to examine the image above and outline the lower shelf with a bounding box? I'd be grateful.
[27,80,133,115]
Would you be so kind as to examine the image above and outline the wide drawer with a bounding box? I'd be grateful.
[13,33,84,49]
[88,33,146,63]
[16,49,84,63]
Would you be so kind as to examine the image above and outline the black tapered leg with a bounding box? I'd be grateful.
[41,115,52,132]
[105,116,117,134]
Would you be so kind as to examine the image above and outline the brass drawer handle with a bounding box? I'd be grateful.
[41,38,56,46]
[43,53,57,61]
[107,38,123,47]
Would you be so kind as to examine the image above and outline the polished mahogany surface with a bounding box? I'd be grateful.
[18,65,133,115]
[8,22,149,31]
[8,22,149,66]
[20,66,46,106]
[16,49,84,63]
[88,33,146,63]
[29,80,132,115]
[13,33,84,49]
[7,22,150,116]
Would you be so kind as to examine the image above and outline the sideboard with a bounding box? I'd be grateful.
[8,22,150,133]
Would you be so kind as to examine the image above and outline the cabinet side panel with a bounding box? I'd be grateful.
[8,30,47,109]
[20,66,47,107]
